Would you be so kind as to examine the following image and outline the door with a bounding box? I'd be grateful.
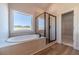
[49,15,56,42]
[62,11,73,46]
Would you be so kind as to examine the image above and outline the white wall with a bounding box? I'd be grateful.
[47,3,79,50]
[0,3,8,42]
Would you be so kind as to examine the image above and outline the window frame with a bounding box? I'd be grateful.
[9,9,34,34]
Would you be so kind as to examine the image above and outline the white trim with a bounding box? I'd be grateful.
[61,9,74,48]
[73,8,78,50]
[56,8,78,50]
[60,8,74,14]
[9,9,35,37]
[56,14,62,43]
[62,42,73,47]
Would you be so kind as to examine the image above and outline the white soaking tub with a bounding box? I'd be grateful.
[0,34,46,48]
[6,34,45,43]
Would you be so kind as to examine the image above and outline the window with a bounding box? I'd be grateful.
[13,10,33,31]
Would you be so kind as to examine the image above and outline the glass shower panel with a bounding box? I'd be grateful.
[36,14,45,37]
[49,16,56,41]
[35,12,56,43]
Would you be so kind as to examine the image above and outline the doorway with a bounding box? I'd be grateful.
[62,11,73,46]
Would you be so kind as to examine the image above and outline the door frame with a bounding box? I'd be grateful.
[48,14,57,43]
[61,10,74,47]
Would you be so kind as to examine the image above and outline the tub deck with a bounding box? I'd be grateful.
[0,39,46,55]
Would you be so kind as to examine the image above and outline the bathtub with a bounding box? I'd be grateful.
[0,34,46,48]
[6,34,44,43]
[0,36,46,54]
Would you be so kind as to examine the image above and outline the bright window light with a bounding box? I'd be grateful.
[38,18,44,30]
[13,11,33,31]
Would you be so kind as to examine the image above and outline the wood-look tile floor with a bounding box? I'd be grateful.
[35,43,79,55]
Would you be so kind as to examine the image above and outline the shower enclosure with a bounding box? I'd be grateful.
[35,12,56,43]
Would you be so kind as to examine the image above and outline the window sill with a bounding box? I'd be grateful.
[12,30,34,33]
[10,30,35,37]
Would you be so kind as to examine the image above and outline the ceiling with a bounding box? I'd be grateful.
[9,3,52,15]
[25,3,51,10]
[9,3,51,11]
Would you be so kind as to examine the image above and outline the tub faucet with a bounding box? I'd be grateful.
[35,33,41,37]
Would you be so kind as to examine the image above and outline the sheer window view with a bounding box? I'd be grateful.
[13,11,32,31]
[38,18,44,30]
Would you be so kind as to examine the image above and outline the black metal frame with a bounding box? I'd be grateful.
[35,13,45,37]
[35,12,57,43]
[48,14,57,43]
